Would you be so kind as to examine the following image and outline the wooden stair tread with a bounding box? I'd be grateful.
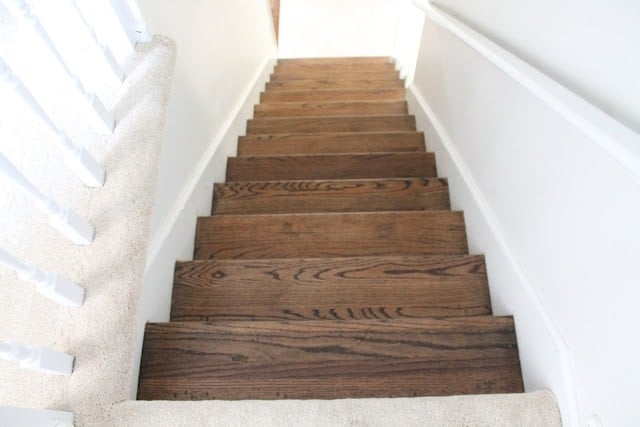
[246,114,415,134]
[270,70,399,81]
[238,131,425,155]
[194,211,468,259]
[261,88,405,102]
[137,317,523,400]
[266,79,403,91]
[227,152,436,181]
[274,62,395,74]
[171,255,491,321]
[212,178,449,214]
[277,57,393,65]
[254,101,408,117]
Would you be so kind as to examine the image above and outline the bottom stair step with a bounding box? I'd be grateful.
[137,317,523,400]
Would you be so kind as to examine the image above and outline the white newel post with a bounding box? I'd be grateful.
[0,407,74,427]
[70,0,124,82]
[0,58,106,188]
[0,154,95,245]
[0,247,85,306]
[0,341,74,375]
[109,0,151,47]
[5,0,115,134]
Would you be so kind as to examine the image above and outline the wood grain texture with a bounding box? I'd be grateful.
[194,211,468,259]
[275,60,394,74]
[226,153,436,181]
[137,317,523,400]
[138,58,525,402]
[246,115,415,134]
[237,132,425,155]
[277,57,392,65]
[266,79,403,91]
[212,178,449,214]
[254,101,408,118]
[261,88,406,102]
[171,255,490,321]
[271,70,400,81]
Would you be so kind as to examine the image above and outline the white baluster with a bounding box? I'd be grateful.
[70,0,124,82]
[0,340,74,375]
[5,0,115,133]
[0,407,74,427]
[109,0,151,48]
[0,154,95,245]
[0,247,85,306]
[0,58,106,188]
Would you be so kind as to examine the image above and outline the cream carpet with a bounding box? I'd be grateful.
[110,391,560,427]
[0,36,176,425]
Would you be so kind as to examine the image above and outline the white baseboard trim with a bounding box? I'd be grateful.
[407,84,579,426]
[144,56,275,269]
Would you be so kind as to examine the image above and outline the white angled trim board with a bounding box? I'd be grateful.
[145,57,277,268]
[412,0,640,184]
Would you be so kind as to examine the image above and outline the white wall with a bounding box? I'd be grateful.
[277,0,424,83]
[136,0,276,241]
[131,0,276,396]
[410,8,640,427]
[279,0,398,59]
[432,0,640,134]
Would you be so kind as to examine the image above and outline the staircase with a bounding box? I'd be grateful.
[137,57,524,401]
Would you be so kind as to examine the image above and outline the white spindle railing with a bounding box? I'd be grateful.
[0,247,85,306]
[0,58,106,188]
[0,154,95,245]
[70,0,125,82]
[0,407,74,427]
[5,0,116,134]
[0,340,74,375]
[0,1,152,423]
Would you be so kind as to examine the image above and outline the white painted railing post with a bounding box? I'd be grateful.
[0,154,95,245]
[0,341,74,375]
[70,0,124,82]
[5,0,115,134]
[109,0,151,47]
[0,247,85,306]
[0,58,106,188]
[0,407,74,427]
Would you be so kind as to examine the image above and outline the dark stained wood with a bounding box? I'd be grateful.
[212,178,450,214]
[266,79,403,91]
[275,58,395,74]
[261,88,406,102]
[138,56,525,403]
[226,153,436,181]
[277,57,393,65]
[171,255,491,321]
[271,70,400,81]
[254,101,408,118]
[238,131,425,155]
[194,211,468,259]
[137,317,523,400]
[246,115,415,134]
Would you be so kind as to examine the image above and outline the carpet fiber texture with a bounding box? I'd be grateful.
[0,36,176,425]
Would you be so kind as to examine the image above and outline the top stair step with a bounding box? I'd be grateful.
[271,70,400,81]
[275,57,395,73]
[277,57,393,65]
